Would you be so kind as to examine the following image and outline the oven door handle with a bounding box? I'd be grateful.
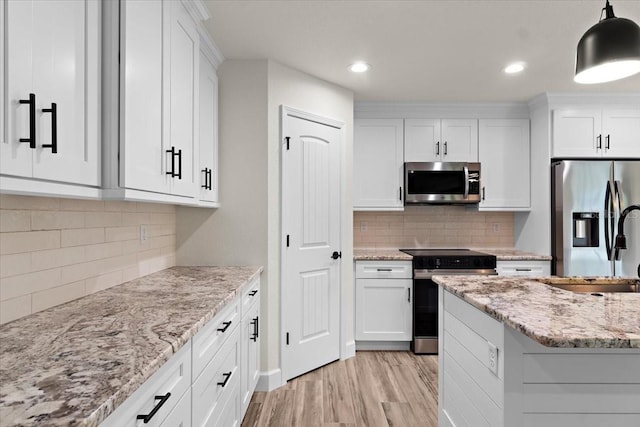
[414,269,498,279]
[463,166,469,198]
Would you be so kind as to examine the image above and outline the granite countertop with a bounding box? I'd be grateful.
[354,248,551,261]
[433,275,640,348]
[0,266,263,427]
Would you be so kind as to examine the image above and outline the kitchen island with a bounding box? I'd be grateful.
[434,275,640,427]
[0,266,262,426]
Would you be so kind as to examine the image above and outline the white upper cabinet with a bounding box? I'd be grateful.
[353,119,404,211]
[405,119,478,162]
[198,49,220,206]
[1,0,100,196]
[104,0,218,205]
[478,119,530,211]
[553,108,640,158]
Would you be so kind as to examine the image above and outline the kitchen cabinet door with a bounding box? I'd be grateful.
[354,119,404,210]
[240,301,260,419]
[198,51,219,205]
[405,119,441,162]
[120,0,170,195]
[167,0,199,198]
[552,109,603,158]
[602,109,640,158]
[355,259,413,343]
[2,0,100,188]
[441,119,478,162]
[478,119,530,210]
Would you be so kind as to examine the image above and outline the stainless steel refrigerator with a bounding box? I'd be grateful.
[551,160,640,277]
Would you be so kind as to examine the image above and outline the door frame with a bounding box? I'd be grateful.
[280,105,345,382]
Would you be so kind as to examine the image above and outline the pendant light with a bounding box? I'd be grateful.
[574,0,640,84]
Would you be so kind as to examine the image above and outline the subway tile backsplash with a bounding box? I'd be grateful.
[354,207,514,249]
[0,195,176,324]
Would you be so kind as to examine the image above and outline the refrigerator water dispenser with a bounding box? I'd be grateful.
[573,212,599,247]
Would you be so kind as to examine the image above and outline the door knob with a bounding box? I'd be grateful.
[331,251,342,260]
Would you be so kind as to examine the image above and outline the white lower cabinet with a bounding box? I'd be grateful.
[192,323,241,426]
[101,343,192,427]
[496,260,550,277]
[355,261,413,342]
[240,295,260,418]
[100,277,261,427]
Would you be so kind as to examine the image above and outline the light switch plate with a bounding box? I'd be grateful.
[488,341,498,376]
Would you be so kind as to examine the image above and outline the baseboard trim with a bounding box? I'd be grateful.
[256,368,283,392]
[342,340,356,360]
[356,341,411,351]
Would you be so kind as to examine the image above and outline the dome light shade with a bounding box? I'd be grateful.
[575,0,640,84]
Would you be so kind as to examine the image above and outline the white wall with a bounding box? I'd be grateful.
[177,59,354,380]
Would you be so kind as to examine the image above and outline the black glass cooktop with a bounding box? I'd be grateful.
[400,248,492,257]
[400,248,496,269]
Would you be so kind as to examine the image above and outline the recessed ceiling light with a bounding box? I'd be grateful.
[349,62,370,73]
[504,62,526,74]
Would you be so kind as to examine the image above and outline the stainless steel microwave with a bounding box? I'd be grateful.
[404,162,481,205]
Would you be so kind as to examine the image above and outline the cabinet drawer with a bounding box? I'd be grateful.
[192,325,241,427]
[496,260,550,277]
[192,298,240,381]
[355,261,413,279]
[241,276,260,317]
[100,343,191,427]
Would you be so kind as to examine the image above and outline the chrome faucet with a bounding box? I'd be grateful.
[615,204,640,250]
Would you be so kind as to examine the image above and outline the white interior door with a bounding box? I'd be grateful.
[281,107,342,381]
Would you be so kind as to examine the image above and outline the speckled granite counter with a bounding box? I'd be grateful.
[354,248,550,261]
[0,266,263,427]
[433,275,640,348]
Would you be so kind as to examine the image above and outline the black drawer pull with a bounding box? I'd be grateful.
[136,392,171,423]
[42,102,57,153]
[207,169,213,190]
[251,316,259,341]
[249,290,258,296]
[217,371,232,387]
[201,168,209,188]
[176,148,182,180]
[376,268,392,272]
[217,321,232,333]
[19,93,36,149]
[166,147,182,179]
[515,268,532,272]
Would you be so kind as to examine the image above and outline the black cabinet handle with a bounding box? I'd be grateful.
[176,149,182,180]
[482,186,486,201]
[217,321,232,333]
[201,168,209,189]
[408,288,411,302]
[596,134,602,150]
[605,134,610,150]
[41,103,57,153]
[436,141,440,155]
[19,93,36,149]
[515,268,532,272]
[376,268,392,272]
[249,290,258,296]
[166,147,177,177]
[207,169,213,190]
[217,371,232,387]
[136,392,171,423]
[444,141,448,156]
[251,316,259,341]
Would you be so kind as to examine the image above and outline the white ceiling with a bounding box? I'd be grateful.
[202,0,640,103]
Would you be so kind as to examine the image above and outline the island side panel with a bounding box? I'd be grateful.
[504,326,640,427]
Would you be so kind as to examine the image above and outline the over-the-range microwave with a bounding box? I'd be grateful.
[404,162,481,205]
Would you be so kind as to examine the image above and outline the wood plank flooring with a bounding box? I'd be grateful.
[242,351,438,427]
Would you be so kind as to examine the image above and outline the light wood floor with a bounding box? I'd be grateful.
[241,351,438,427]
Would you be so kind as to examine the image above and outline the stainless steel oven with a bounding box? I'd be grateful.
[404,162,481,205]
[401,249,497,354]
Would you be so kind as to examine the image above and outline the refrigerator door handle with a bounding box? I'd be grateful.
[613,180,623,261]
[604,180,615,262]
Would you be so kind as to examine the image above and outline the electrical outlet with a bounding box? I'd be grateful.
[360,222,368,232]
[140,225,148,242]
[488,341,498,376]
[492,223,501,234]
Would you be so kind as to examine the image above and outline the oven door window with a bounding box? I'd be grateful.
[407,171,465,195]
[414,279,438,338]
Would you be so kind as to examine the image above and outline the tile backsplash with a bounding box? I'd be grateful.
[0,195,176,324]
[354,207,514,249]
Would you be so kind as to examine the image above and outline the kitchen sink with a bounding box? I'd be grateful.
[535,277,640,293]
